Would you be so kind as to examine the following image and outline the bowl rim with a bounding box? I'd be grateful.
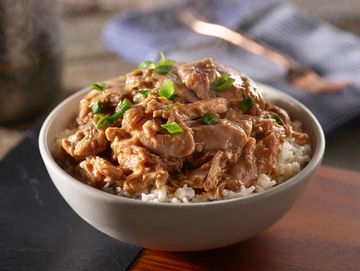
[39,82,325,208]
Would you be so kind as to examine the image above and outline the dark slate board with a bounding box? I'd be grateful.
[0,121,142,271]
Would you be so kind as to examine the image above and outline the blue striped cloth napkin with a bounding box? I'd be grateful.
[102,0,360,134]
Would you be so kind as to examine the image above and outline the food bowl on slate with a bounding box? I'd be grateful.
[39,81,325,251]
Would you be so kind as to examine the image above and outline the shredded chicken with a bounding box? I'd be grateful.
[78,76,130,124]
[62,122,107,159]
[178,58,218,99]
[175,97,228,120]
[80,156,124,188]
[59,57,310,200]
[138,119,195,158]
[192,120,249,152]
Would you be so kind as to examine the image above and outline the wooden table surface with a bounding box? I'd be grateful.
[130,166,360,271]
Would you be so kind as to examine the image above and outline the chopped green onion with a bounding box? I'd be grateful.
[138,60,156,70]
[155,65,173,75]
[115,98,133,115]
[137,89,151,97]
[239,97,254,113]
[202,113,219,125]
[158,79,176,100]
[90,82,106,91]
[212,73,235,92]
[155,52,175,75]
[158,52,167,63]
[92,101,103,114]
[96,114,113,128]
[137,52,175,75]
[96,99,133,128]
[160,122,183,134]
[269,114,283,125]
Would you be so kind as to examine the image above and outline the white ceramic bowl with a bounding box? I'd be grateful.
[39,82,325,251]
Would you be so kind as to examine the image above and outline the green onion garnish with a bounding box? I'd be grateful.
[137,52,175,75]
[158,79,176,100]
[138,89,151,97]
[92,101,103,114]
[155,52,175,75]
[270,114,283,125]
[116,98,133,115]
[160,122,183,134]
[212,73,235,92]
[138,60,156,70]
[158,52,168,63]
[90,82,106,91]
[96,98,133,128]
[239,97,254,113]
[155,65,173,75]
[202,113,219,125]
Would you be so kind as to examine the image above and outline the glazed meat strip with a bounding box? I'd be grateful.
[192,120,249,152]
[217,66,266,115]
[60,55,309,199]
[107,136,169,194]
[78,76,131,125]
[178,58,218,100]
[62,122,107,160]
[138,119,195,158]
[80,156,125,188]
[174,97,228,120]
[125,68,169,91]
[127,96,196,158]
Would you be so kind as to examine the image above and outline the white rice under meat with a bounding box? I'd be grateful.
[111,138,311,203]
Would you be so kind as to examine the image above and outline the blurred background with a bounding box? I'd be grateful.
[0,0,359,169]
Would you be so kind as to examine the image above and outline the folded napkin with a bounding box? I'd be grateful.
[102,0,360,134]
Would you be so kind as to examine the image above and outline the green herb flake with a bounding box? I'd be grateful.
[90,82,106,91]
[96,114,117,128]
[92,101,103,115]
[96,98,133,128]
[160,122,183,134]
[137,52,175,75]
[202,113,219,125]
[270,114,283,125]
[158,52,167,63]
[116,98,133,115]
[212,73,235,92]
[155,52,175,75]
[138,60,156,70]
[239,97,254,113]
[155,65,173,75]
[158,79,176,100]
[138,89,151,97]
